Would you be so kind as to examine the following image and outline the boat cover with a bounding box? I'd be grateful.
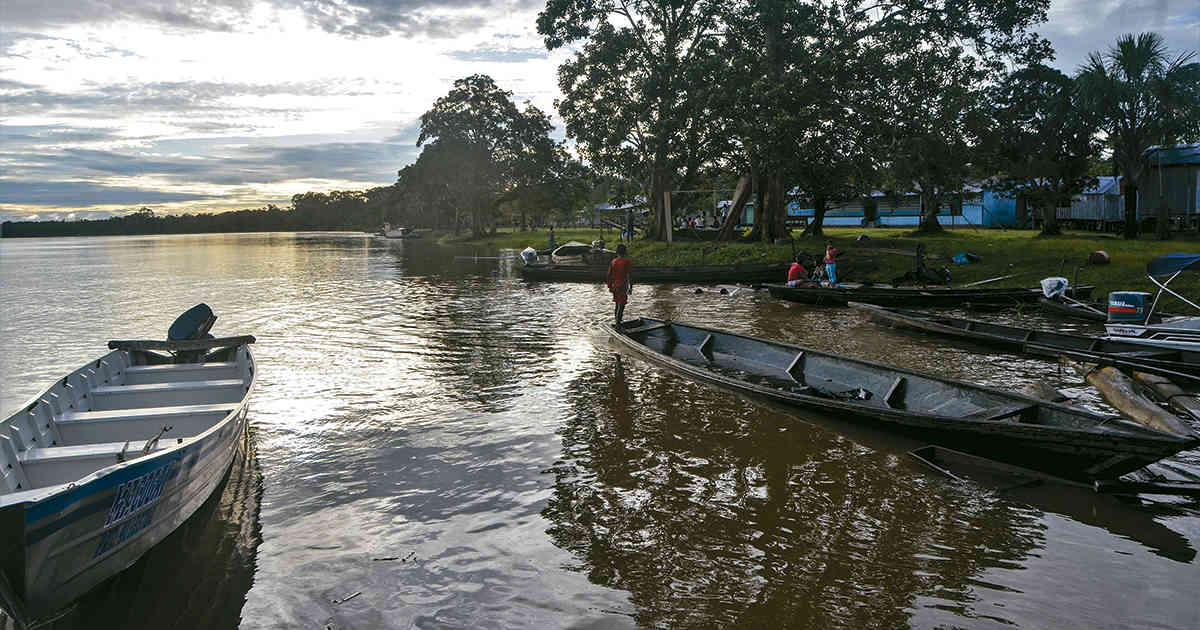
[1147,253,1200,277]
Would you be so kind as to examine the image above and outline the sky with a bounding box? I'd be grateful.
[1,0,1198,222]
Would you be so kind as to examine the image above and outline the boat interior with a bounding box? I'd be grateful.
[0,346,253,495]
[616,318,1161,438]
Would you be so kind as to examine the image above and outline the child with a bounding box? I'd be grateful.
[824,241,840,285]
[786,256,809,287]
[606,243,633,326]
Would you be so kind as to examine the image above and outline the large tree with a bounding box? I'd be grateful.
[1077,32,1200,239]
[983,65,1098,236]
[538,0,728,241]
[416,74,564,238]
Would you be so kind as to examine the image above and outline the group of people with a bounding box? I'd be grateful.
[786,241,841,287]
[604,240,842,328]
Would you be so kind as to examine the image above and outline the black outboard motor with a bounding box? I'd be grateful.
[169,303,216,363]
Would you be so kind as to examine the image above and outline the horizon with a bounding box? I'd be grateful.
[2,0,1198,222]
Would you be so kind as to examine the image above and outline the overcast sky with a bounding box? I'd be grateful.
[2,0,1198,222]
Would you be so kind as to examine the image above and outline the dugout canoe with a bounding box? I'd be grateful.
[766,282,1094,307]
[1038,296,1109,322]
[517,261,790,284]
[0,334,256,628]
[852,302,1200,383]
[603,317,1197,482]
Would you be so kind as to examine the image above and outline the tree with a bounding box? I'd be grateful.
[983,65,1098,236]
[1077,32,1200,239]
[538,0,728,241]
[414,74,565,238]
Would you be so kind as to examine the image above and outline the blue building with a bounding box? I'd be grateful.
[782,187,1025,228]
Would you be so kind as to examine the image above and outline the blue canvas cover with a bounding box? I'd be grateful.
[1147,253,1200,277]
[168,303,216,340]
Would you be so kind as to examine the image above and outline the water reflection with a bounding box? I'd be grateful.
[546,351,1196,628]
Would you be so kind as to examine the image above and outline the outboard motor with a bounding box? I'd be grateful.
[1107,291,1152,324]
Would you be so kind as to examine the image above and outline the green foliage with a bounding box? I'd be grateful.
[983,65,1099,236]
[1077,32,1200,239]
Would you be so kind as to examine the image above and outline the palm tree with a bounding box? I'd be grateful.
[1077,32,1200,239]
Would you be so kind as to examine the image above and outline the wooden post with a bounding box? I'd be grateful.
[664,190,673,244]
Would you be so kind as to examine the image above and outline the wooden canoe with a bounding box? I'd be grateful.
[766,283,1095,307]
[0,336,256,627]
[603,317,1197,482]
[852,302,1200,382]
[517,261,790,284]
[1038,296,1108,322]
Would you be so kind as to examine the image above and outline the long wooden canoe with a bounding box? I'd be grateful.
[1038,296,1108,322]
[0,336,256,627]
[603,317,1197,481]
[766,282,1094,307]
[517,261,790,284]
[852,302,1200,382]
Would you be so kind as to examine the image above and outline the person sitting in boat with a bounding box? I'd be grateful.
[606,243,633,326]
[786,256,813,287]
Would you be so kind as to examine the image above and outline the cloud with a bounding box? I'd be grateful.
[0,180,212,207]
[1042,0,1200,71]
[446,46,547,63]
[1,0,541,39]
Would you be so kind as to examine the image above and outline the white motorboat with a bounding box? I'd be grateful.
[379,223,421,239]
[0,306,255,628]
[1105,253,1200,351]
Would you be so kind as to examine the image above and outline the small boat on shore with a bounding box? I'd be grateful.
[1038,296,1109,322]
[0,309,255,628]
[852,302,1200,382]
[517,261,790,284]
[766,282,1094,307]
[379,223,421,239]
[603,317,1197,481]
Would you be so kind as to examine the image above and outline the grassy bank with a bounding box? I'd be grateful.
[445,226,1200,301]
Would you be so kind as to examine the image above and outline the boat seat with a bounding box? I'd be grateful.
[18,439,167,488]
[57,403,237,444]
[121,362,239,385]
[88,379,246,411]
[961,403,1037,423]
[623,322,670,335]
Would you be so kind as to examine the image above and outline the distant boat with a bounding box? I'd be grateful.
[0,307,256,628]
[517,260,790,284]
[766,282,1094,307]
[603,317,1197,481]
[379,224,421,239]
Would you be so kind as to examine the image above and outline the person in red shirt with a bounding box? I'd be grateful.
[606,243,633,326]
[786,256,810,287]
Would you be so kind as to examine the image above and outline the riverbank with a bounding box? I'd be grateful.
[446,226,1200,300]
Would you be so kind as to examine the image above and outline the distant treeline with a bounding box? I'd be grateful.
[1,188,395,237]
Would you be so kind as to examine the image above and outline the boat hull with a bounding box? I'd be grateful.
[604,318,1196,481]
[0,346,255,627]
[1105,322,1200,352]
[767,283,1094,307]
[517,262,789,284]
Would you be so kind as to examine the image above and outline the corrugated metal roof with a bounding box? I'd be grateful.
[1082,176,1121,195]
[1143,143,1200,166]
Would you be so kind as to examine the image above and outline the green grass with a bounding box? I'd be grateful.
[446,226,1200,307]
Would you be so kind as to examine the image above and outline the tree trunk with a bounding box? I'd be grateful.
[918,192,944,233]
[1123,182,1139,239]
[802,195,827,237]
[646,172,668,241]
[1039,202,1061,236]
[758,174,787,242]
[746,180,768,241]
[1156,200,1170,240]
[717,175,751,241]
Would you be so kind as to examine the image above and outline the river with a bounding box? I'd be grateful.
[1,232,1196,629]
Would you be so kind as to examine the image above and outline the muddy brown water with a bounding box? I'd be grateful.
[1,232,1197,629]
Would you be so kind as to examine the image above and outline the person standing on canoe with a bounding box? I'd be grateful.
[824,240,840,285]
[606,243,633,326]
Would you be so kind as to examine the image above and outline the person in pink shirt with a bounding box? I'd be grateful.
[824,241,840,285]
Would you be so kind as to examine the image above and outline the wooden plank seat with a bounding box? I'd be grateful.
[121,362,239,385]
[57,403,237,444]
[89,379,246,411]
[623,322,671,335]
[18,439,168,488]
[961,402,1037,423]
